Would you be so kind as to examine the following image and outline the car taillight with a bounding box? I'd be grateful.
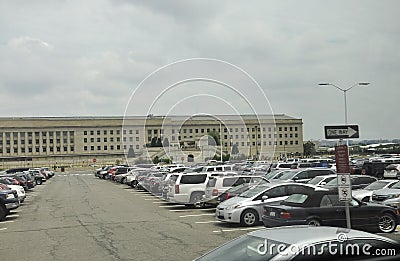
[175,185,179,194]
[226,193,231,200]
[280,211,291,219]
[212,189,219,196]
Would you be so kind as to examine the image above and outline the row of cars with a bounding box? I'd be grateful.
[0,167,54,221]
[95,163,400,260]
[95,163,400,232]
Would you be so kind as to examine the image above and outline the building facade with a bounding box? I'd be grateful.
[0,114,303,168]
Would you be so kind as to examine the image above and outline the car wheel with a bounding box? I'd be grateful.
[36,179,42,185]
[240,209,259,227]
[190,193,205,208]
[0,206,6,221]
[307,218,321,226]
[378,213,397,233]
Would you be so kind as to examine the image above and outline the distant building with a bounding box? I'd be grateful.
[0,114,303,168]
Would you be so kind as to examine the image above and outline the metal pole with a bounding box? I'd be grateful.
[219,122,223,162]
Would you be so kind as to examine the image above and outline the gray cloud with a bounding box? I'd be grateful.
[0,0,399,139]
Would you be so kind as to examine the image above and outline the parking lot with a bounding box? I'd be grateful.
[1,171,399,261]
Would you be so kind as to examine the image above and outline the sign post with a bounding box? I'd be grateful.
[324,125,359,139]
[326,125,359,230]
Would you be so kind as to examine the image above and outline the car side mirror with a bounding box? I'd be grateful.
[261,195,269,202]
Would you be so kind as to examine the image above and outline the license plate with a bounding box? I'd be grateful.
[269,211,276,217]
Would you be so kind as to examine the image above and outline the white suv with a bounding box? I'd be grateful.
[203,175,261,206]
[167,171,240,207]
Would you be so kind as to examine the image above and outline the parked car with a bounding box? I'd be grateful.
[216,183,319,226]
[166,172,211,207]
[371,181,400,209]
[352,179,399,202]
[194,226,400,261]
[263,169,289,181]
[262,190,400,233]
[28,169,47,185]
[0,178,26,203]
[202,175,263,206]
[216,177,270,204]
[270,168,335,184]
[0,184,20,221]
[384,164,400,179]
[322,175,378,191]
[307,174,337,187]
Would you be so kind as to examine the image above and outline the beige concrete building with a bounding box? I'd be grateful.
[0,114,303,169]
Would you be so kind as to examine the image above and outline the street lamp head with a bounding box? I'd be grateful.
[318,83,331,86]
[358,82,370,86]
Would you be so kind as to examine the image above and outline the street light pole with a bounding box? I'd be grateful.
[318,82,370,125]
[318,82,370,230]
[219,122,223,162]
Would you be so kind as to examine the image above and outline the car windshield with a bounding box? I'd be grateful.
[391,181,400,189]
[264,170,284,180]
[275,170,297,180]
[324,178,338,187]
[307,176,326,185]
[196,234,288,261]
[363,180,393,190]
[239,185,270,198]
[282,193,309,205]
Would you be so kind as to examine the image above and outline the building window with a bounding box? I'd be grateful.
[117,130,120,135]
[43,148,47,153]
[295,141,299,145]
[91,146,94,151]
[116,145,120,150]
[104,146,107,150]
[70,146,74,152]
[84,131,88,135]
[97,146,101,150]
[110,130,114,135]
[84,138,87,143]
[104,138,108,142]
[104,130,107,135]
[129,130,133,134]
[63,146,67,152]
[84,146,88,151]
[136,130,139,134]
[110,137,114,142]
[97,138,101,142]
[110,145,114,150]
[136,145,139,149]
[97,130,100,135]
[136,137,139,141]
[90,130,94,135]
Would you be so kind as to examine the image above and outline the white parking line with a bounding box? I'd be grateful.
[179,213,215,218]
[159,205,185,208]
[195,221,221,224]
[169,209,192,212]
[0,228,7,231]
[6,214,20,218]
[1,220,14,223]
[212,226,263,233]
[141,195,157,198]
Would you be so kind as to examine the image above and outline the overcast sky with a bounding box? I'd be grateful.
[0,0,399,141]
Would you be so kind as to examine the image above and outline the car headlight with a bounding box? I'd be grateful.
[388,194,400,199]
[226,204,242,210]
[6,193,15,199]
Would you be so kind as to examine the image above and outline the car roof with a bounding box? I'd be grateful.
[248,226,397,246]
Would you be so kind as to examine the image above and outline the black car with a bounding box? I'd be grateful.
[322,175,377,191]
[262,190,400,233]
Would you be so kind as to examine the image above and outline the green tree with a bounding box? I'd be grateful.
[127,147,135,158]
[303,141,316,156]
[208,131,220,146]
[231,144,239,155]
